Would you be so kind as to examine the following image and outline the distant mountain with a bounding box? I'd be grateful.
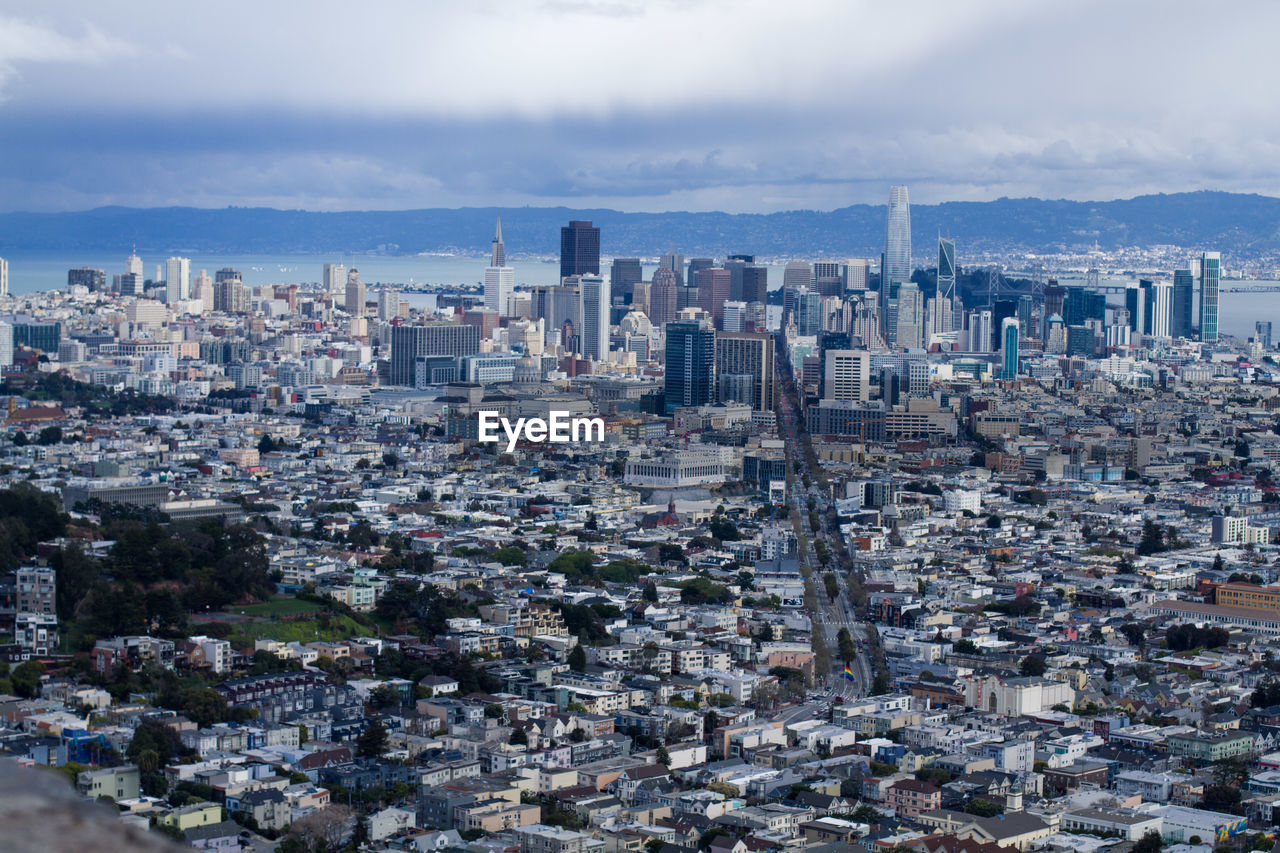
[2,191,1279,258]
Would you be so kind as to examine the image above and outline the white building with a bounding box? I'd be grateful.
[578,274,610,362]
[165,256,190,304]
[943,489,981,514]
[485,267,514,315]
[625,451,727,487]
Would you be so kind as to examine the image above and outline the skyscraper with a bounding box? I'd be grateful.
[610,258,643,304]
[714,331,775,411]
[937,237,955,301]
[881,185,912,333]
[660,250,685,287]
[649,267,679,329]
[845,259,869,292]
[1199,251,1220,343]
[1257,321,1273,349]
[323,262,346,295]
[345,269,366,317]
[491,215,506,267]
[484,267,514,315]
[1147,280,1172,339]
[560,220,600,280]
[696,267,731,328]
[822,349,871,402]
[484,216,515,315]
[895,281,924,350]
[687,258,713,294]
[164,256,190,304]
[741,264,768,305]
[193,270,213,312]
[577,274,610,361]
[67,268,104,291]
[1000,317,1019,379]
[664,319,715,414]
[0,257,8,297]
[0,320,11,368]
[126,251,143,278]
[813,260,843,297]
[795,288,823,336]
[1172,268,1194,338]
[783,261,811,291]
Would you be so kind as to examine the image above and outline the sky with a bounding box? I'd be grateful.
[0,0,1276,214]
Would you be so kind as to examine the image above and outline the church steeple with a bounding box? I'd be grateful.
[491,215,505,267]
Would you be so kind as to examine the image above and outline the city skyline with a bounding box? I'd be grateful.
[2,2,1280,213]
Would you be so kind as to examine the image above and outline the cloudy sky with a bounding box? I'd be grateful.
[0,0,1275,213]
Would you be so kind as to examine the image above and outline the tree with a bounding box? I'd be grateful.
[1019,655,1047,677]
[656,746,671,766]
[567,644,587,672]
[837,627,856,662]
[36,426,62,446]
[11,661,44,699]
[986,514,1002,529]
[257,434,276,454]
[289,805,354,852]
[357,720,388,758]
[1132,829,1164,853]
[965,798,1004,817]
[642,581,658,603]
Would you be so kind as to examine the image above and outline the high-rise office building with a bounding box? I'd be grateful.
[882,185,912,332]
[721,301,747,332]
[118,272,143,296]
[795,288,823,336]
[1147,280,1172,339]
[822,349,871,402]
[560,220,600,280]
[610,257,643,304]
[126,251,144,278]
[687,258,714,295]
[67,267,106,291]
[164,256,190,304]
[895,281,924,350]
[1000,317,1019,379]
[484,267,514,315]
[845,259,869,292]
[1199,251,1220,343]
[390,323,481,385]
[649,267,679,328]
[783,261,811,292]
[813,260,843,297]
[1172,268,1194,338]
[742,264,768,305]
[664,319,715,414]
[193,270,213,311]
[937,237,955,305]
[577,275,610,361]
[0,257,7,297]
[714,331,774,411]
[532,284,581,345]
[1257,321,1273,349]
[323,262,346,295]
[696,267,731,328]
[1125,282,1146,334]
[0,320,11,368]
[660,250,685,287]
[378,288,400,321]
[345,269,366,316]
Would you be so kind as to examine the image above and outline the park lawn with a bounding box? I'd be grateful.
[225,612,370,648]
[228,597,326,618]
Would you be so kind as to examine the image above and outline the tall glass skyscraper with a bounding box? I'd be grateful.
[560,220,600,280]
[1172,268,1194,339]
[1000,317,1019,379]
[1199,252,1220,343]
[881,185,911,334]
[664,319,715,414]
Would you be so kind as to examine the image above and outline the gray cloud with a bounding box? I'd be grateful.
[0,0,1277,212]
